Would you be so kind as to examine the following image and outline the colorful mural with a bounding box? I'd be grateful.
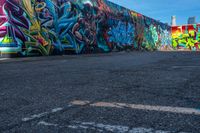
[172,24,200,51]
[0,0,171,56]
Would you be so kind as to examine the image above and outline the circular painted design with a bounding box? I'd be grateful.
[35,2,46,12]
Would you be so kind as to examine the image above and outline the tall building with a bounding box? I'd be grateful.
[188,17,196,24]
[171,16,176,26]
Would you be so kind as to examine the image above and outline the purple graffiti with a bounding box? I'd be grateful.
[0,0,29,42]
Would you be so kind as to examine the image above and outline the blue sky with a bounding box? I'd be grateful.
[108,0,200,25]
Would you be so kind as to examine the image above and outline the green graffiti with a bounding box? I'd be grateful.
[172,25,200,51]
[1,35,14,44]
[150,25,158,44]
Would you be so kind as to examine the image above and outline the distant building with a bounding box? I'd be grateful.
[188,17,196,24]
[171,16,176,26]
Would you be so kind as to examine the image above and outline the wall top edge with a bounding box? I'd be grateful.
[106,0,169,26]
[172,24,200,27]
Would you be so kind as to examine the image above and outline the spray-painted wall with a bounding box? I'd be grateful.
[0,0,171,56]
[172,24,200,51]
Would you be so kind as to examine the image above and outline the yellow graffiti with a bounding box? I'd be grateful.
[21,0,52,55]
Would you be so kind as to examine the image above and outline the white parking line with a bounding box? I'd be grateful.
[38,121,58,127]
[38,120,187,133]
[0,58,9,61]
[71,100,200,115]
[22,107,64,122]
[68,121,188,133]
[172,66,200,69]
[22,112,49,122]
[22,101,198,133]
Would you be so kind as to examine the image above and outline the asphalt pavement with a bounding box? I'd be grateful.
[0,51,200,133]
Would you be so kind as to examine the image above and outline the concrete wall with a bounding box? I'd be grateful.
[172,24,200,51]
[0,0,171,56]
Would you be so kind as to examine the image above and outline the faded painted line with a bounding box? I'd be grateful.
[172,66,200,68]
[68,121,188,133]
[22,107,67,122]
[38,121,58,127]
[71,100,200,115]
[0,58,9,61]
[22,112,49,122]
[38,120,187,133]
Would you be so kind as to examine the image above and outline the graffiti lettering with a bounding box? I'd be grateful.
[0,0,171,56]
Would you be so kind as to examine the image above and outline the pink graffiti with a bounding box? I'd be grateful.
[0,0,29,41]
[0,0,7,38]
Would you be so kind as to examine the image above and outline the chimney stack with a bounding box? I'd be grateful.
[171,16,176,26]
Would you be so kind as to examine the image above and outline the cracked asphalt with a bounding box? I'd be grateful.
[0,51,200,133]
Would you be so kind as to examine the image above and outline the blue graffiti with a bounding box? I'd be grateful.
[108,21,134,48]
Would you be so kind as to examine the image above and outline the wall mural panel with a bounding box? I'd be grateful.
[172,24,200,51]
[0,0,171,56]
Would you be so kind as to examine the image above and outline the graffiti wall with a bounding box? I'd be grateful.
[0,0,171,56]
[172,24,200,51]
